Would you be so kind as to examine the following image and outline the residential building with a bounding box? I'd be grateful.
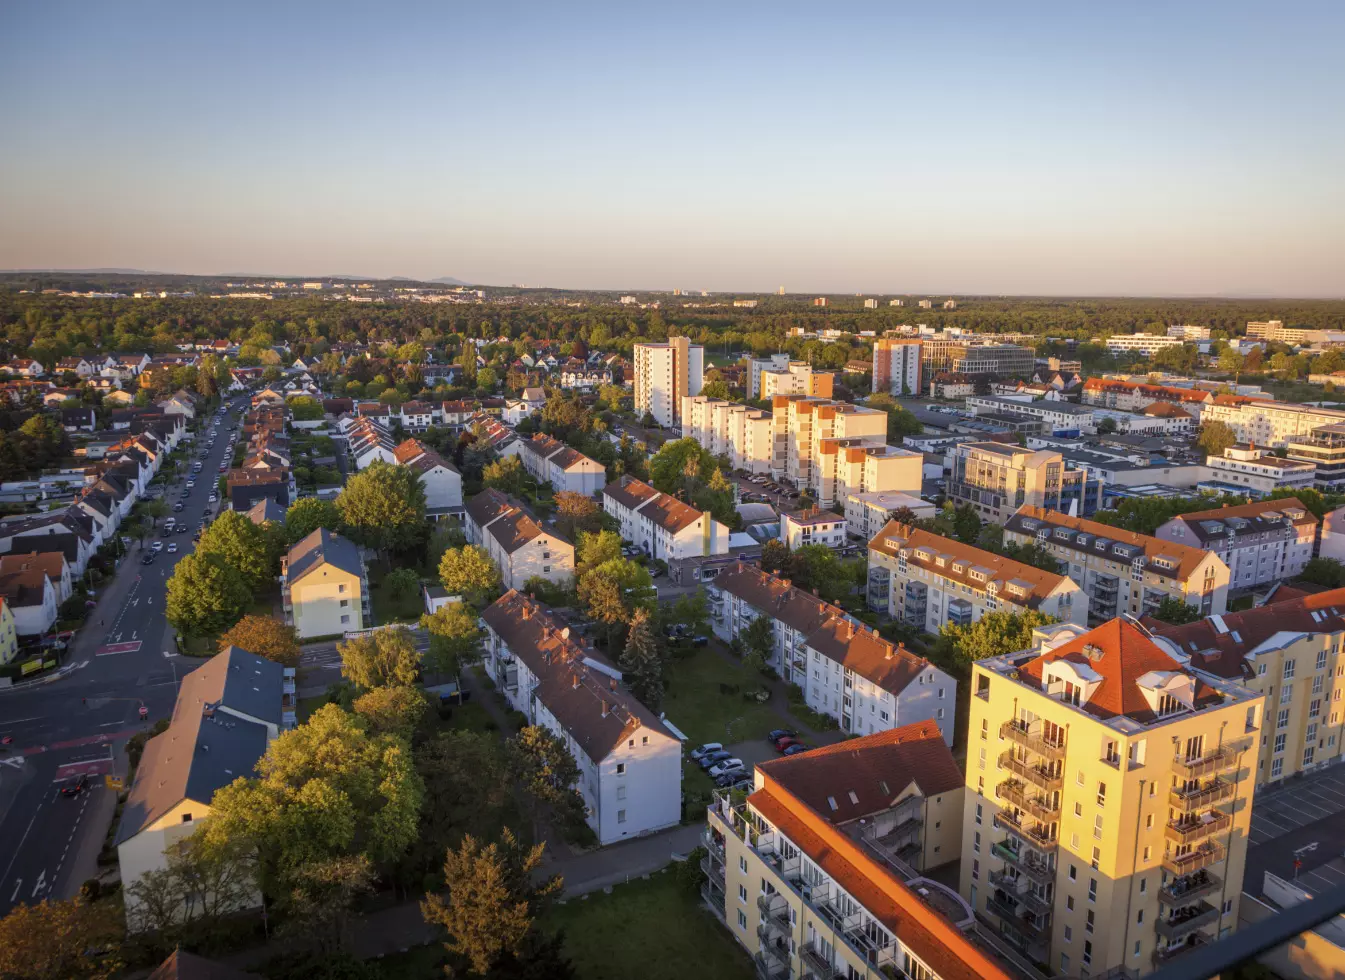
[813,441,923,511]
[867,522,1086,630]
[633,336,704,427]
[871,338,923,395]
[779,508,846,550]
[710,562,957,740]
[1245,320,1345,346]
[1151,588,1345,787]
[0,599,17,665]
[1202,444,1316,497]
[844,490,936,541]
[117,647,294,928]
[281,528,368,638]
[680,396,774,474]
[343,417,398,470]
[1002,506,1229,620]
[1199,399,1345,448]
[1105,333,1186,356]
[962,617,1263,974]
[1081,378,1212,416]
[928,373,977,400]
[464,489,575,590]
[0,551,72,604]
[757,361,833,401]
[392,438,463,517]
[518,433,606,495]
[945,442,1070,524]
[1286,424,1345,491]
[1168,324,1212,340]
[0,563,58,635]
[480,591,681,844]
[703,730,1008,980]
[1156,498,1317,591]
[601,475,730,561]
[965,395,1096,435]
[770,394,889,494]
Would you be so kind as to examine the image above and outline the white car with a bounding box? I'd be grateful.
[167,542,178,553]
[208,494,218,503]
[690,742,724,762]
[707,759,745,779]
[151,541,164,553]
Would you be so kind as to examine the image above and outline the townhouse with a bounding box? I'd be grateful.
[601,475,730,561]
[709,562,957,743]
[343,416,399,470]
[867,522,1087,630]
[464,489,575,590]
[480,591,681,844]
[1002,506,1229,620]
[281,528,369,638]
[518,433,605,496]
[1156,498,1317,591]
[963,618,1263,974]
[392,438,463,517]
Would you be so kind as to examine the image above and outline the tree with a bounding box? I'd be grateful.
[1299,557,1345,588]
[482,455,527,496]
[337,460,427,556]
[280,854,377,955]
[165,552,252,637]
[760,538,788,574]
[421,601,483,674]
[476,367,499,391]
[669,590,709,639]
[577,557,654,629]
[1001,541,1063,574]
[1095,417,1118,435]
[421,829,560,977]
[1196,420,1237,459]
[286,497,344,544]
[353,684,428,740]
[290,395,323,421]
[439,545,503,607]
[339,627,423,690]
[576,569,626,634]
[506,726,587,839]
[648,437,713,493]
[1151,597,1203,625]
[196,509,275,592]
[219,615,301,667]
[951,503,981,544]
[619,608,664,709]
[0,896,124,980]
[407,733,511,878]
[124,832,258,940]
[384,567,421,601]
[575,529,622,575]
[1218,347,1245,380]
[554,491,599,537]
[935,610,1058,673]
[740,615,773,672]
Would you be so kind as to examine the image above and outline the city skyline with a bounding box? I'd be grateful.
[2,2,1343,297]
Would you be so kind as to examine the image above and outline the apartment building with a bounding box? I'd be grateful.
[872,338,923,395]
[965,395,1096,435]
[703,723,1009,980]
[634,336,704,427]
[601,475,730,561]
[518,433,606,496]
[746,353,832,399]
[844,490,936,541]
[392,438,463,516]
[1245,320,1345,346]
[779,508,847,550]
[709,562,957,743]
[281,528,368,638]
[962,617,1263,974]
[813,440,923,511]
[1168,324,1212,341]
[1152,588,1345,787]
[1199,398,1345,448]
[680,396,774,474]
[1286,423,1345,491]
[1105,333,1186,356]
[867,522,1086,630]
[1002,507,1229,620]
[944,442,1068,525]
[465,488,575,590]
[1202,445,1316,497]
[1080,378,1212,416]
[770,394,888,492]
[1156,498,1317,591]
[480,591,681,844]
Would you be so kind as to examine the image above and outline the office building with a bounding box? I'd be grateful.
[634,336,704,427]
[1002,506,1229,621]
[1202,445,1316,497]
[1156,498,1317,591]
[948,344,1035,378]
[872,338,923,395]
[1104,334,1186,356]
[1167,324,1212,341]
[944,442,1069,524]
[965,395,1096,435]
[962,617,1263,974]
[1286,424,1345,491]
[867,522,1086,629]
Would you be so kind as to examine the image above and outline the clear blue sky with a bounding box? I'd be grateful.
[2,1,1342,296]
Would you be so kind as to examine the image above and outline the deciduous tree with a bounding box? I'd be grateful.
[421,601,483,674]
[438,545,502,607]
[337,460,427,556]
[165,552,252,637]
[506,726,587,839]
[482,455,527,496]
[935,610,1057,673]
[219,614,301,667]
[1196,420,1237,459]
[196,509,276,592]
[0,896,124,980]
[286,497,344,544]
[338,627,423,690]
[353,684,428,740]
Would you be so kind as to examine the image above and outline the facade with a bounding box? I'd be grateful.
[1156,498,1317,591]
[779,508,847,550]
[1167,324,1212,340]
[965,395,1096,435]
[281,528,368,638]
[1286,423,1345,491]
[703,726,1009,980]
[945,442,1068,524]
[633,336,704,427]
[518,433,606,496]
[392,438,464,516]
[464,488,575,590]
[1152,588,1345,787]
[872,338,923,396]
[948,344,1035,378]
[0,565,58,636]
[681,396,774,474]
[813,441,923,511]
[1002,506,1229,620]
[770,394,895,500]
[1199,399,1345,448]
[601,475,730,561]
[0,598,17,665]
[844,490,937,541]
[709,562,958,742]
[962,618,1263,975]
[1081,378,1212,416]
[1105,333,1186,355]
[1203,444,1316,497]
[747,353,831,399]
[480,591,681,844]
[867,521,1086,630]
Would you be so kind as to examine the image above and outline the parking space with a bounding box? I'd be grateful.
[1249,765,1345,845]
[1294,858,1345,895]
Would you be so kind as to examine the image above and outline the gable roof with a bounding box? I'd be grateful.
[638,493,704,534]
[465,488,514,529]
[149,949,262,980]
[1168,496,1318,541]
[603,475,661,512]
[1005,505,1210,582]
[285,528,363,585]
[245,497,286,526]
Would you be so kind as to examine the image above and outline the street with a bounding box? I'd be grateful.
[0,396,247,917]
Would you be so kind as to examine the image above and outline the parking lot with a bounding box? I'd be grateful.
[1244,763,1345,890]
[1249,765,1345,845]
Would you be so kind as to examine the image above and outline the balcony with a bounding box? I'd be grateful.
[1165,811,1232,846]
[1173,742,1245,779]
[1162,842,1226,876]
[1153,934,1209,966]
[986,896,1050,945]
[1159,869,1221,906]
[987,871,1053,917]
[799,942,842,979]
[1000,720,1068,761]
[1155,901,1219,941]
[996,779,1060,822]
[753,952,790,980]
[1169,778,1235,813]
[700,881,725,918]
[757,896,791,935]
[992,841,1055,886]
[703,831,725,864]
[999,751,1063,792]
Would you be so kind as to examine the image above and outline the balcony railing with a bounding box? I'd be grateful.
[1169,778,1235,813]
[1162,842,1226,876]
[1159,870,1221,906]
[753,952,790,980]
[1155,901,1219,941]
[700,881,725,918]
[999,720,1068,761]
[999,751,1063,792]
[703,831,725,863]
[799,942,841,979]
[992,841,1055,885]
[988,871,1053,917]
[1153,933,1210,965]
[986,897,1050,944]
[756,896,791,934]
[1172,742,1245,779]
[1165,812,1231,846]
[996,778,1060,821]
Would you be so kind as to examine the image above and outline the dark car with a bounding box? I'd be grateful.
[782,744,808,756]
[767,729,796,744]
[172,502,184,512]
[690,635,709,647]
[60,774,89,797]
[177,524,189,534]
[698,750,733,770]
[140,553,156,565]
[714,769,749,788]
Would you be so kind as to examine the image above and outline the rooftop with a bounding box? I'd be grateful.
[1005,505,1210,581]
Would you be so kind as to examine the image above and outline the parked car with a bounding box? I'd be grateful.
[767,729,796,744]
[698,750,733,770]
[177,524,189,534]
[715,769,750,788]
[774,737,802,753]
[173,502,184,512]
[690,742,724,761]
[782,744,808,756]
[690,635,709,647]
[707,759,745,779]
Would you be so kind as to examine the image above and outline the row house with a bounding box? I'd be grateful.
[344,417,399,470]
[519,433,605,495]
[465,489,575,590]
[398,400,435,432]
[0,562,58,635]
[708,562,957,743]
[480,591,682,844]
[1003,506,1230,621]
[601,476,731,561]
[392,438,463,517]
[867,521,1086,631]
[1156,497,1316,591]
[1080,377,1213,416]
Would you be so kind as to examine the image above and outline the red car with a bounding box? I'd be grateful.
[774,737,802,754]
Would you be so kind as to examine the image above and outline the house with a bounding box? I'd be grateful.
[519,433,606,496]
[103,389,135,407]
[1156,497,1317,590]
[147,949,263,980]
[601,475,731,561]
[344,417,398,470]
[116,647,294,929]
[244,497,286,528]
[423,585,459,615]
[56,356,95,378]
[464,489,574,590]
[481,591,682,844]
[0,599,19,665]
[0,563,58,635]
[6,358,45,378]
[392,439,463,517]
[101,353,152,383]
[226,470,290,513]
[521,387,547,414]
[281,528,368,638]
[60,406,98,432]
[0,551,72,603]
[157,390,198,419]
[399,400,435,432]
[779,508,847,550]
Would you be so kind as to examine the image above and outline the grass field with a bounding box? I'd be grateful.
[661,645,778,746]
[368,569,426,625]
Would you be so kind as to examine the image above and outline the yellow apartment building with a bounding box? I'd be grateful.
[281,527,369,638]
[960,617,1264,976]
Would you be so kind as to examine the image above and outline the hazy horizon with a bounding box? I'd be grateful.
[3,1,1343,298]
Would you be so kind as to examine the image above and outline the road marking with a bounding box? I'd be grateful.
[132,631,138,640]
[2,717,44,725]
[96,640,143,656]
[31,870,45,898]
[7,879,18,902]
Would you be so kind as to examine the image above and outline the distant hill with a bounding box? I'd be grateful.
[430,276,470,286]
[0,267,164,275]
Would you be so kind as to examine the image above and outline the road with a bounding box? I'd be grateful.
[0,394,250,917]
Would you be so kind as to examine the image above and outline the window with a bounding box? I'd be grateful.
[339,599,349,607]
[739,857,747,873]
[1091,846,1100,869]
[1318,650,1329,671]
[1311,699,1322,718]
[1083,940,1093,966]
[617,810,627,824]
[937,708,945,720]
[972,858,980,880]
[738,885,747,902]
[1075,802,1083,817]
[974,832,981,853]
[981,719,988,740]
[1067,895,1075,911]
[939,687,945,699]
[1086,909,1095,933]
[340,615,350,624]
[1304,747,1316,767]
[1063,924,1073,942]
[1272,757,1284,779]
[616,785,627,801]
[1071,832,1080,849]
[1223,899,1234,915]
[1258,663,1267,676]
[1094,815,1104,839]
[1077,770,1085,786]
[1281,686,1293,705]
[979,748,986,770]
[1139,877,1147,894]
[975,803,983,825]
[1274,734,1286,754]
[338,584,346,593]
[1278,709,1290,730]
[1069,864,1078,881]
[1284,659,1296,679]
[1137,909,1144,924]
[182,813,192,823]
[1097,782,1107,807]
[1145,814,1154,829]
[737,910,747,929]
[642,736,648,745]
[1060,954,1070,973]
[616,764,626,775]
[1143,845,1151,861]
[1314,675,1325,695]
[1088,879,1097,903]
[1134,940,1142,959]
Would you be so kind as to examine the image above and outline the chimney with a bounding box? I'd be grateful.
[601,700,610,718]
[522,604,532,620]
[561,627,571,640]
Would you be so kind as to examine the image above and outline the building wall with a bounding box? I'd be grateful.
[1240,892,1345,980]
[419,466,464,511]
[780,515,847,550]
[550,460,606,496]
[1156,520,1315,590]
[291,564,364,638]
[500,536,574,591]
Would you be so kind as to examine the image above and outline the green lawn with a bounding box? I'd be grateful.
[368,570,425,625]
[435,699,497,735]
[661,645,778,746]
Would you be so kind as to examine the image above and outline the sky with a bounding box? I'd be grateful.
[1,1,1342,297]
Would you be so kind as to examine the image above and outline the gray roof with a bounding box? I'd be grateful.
[286,527,363,585]
[246,497,286,526]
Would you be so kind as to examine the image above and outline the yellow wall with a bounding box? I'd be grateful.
[292,564,363,639]
[1241,894,1345,980]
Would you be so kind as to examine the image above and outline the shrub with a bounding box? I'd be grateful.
[674,846,708,894]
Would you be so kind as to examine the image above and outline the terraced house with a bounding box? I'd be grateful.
[867,522,1086,630]
[961,618,1263,976]
[1002,506,1229,621]
[518,433,606,495]
[703,723,1010,980]
[601,475,730,561]
[709,562,956,743]
[1156,497,1317,590]
[464,489,574,590]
